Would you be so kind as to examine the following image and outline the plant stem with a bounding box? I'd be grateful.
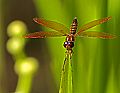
[59,51,72,93]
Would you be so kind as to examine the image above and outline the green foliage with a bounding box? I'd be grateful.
[6,20,39,93]
[15,57,39,93]
[34,0,120,93]
[7,37,25,55]
[59,53,72,93]
[7,20,27,37]
[1,0,119,93]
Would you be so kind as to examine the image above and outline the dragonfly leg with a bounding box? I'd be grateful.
[62,49,73,72]
[65,49,73,59]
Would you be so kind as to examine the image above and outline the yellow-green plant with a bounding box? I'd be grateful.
[7,20,39,93]
[33,0,120,93]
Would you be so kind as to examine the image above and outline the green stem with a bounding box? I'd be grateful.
[15,74,33,93]
[59,52,72,93]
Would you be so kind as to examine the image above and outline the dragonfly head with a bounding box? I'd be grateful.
[63,41,74,50]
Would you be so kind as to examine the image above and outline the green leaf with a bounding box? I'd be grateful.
[59,53,72,93]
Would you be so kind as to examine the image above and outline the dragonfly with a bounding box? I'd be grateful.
[25,17,117,93]
[25,16,116,57]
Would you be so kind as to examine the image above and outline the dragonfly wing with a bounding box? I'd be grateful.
[78,31,117,39]
[24,31,65,38]
[75,16,112,36]
[33,18,69,35]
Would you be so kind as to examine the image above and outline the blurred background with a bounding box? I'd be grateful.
[0,0,120,93]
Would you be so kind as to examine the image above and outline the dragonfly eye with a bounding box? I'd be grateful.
[68,42,71,45]
[68,42,74,48]
[63,41,74,49]
[63,41,68,48]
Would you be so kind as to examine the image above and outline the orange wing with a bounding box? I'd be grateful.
[75,16,112,36]
[78,31,117,39]
[33,18,69,35]
[24,31,65,38]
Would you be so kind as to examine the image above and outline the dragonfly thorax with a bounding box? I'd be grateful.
[66,35,75,41]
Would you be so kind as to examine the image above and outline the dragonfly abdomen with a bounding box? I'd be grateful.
[70,17,78,35]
